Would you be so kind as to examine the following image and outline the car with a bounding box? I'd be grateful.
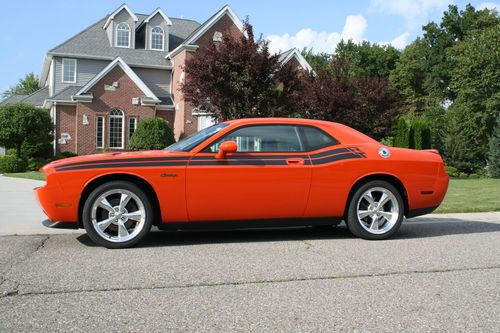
[35,118,449,248]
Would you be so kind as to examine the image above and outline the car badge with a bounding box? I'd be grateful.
[379,147,390,158]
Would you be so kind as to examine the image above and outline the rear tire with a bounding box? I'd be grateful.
[82,181,153,249]
[346,180,404,240]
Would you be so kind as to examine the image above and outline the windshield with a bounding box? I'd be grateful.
[165,123,229,152]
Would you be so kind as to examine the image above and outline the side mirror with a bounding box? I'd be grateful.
[216,140,238,159]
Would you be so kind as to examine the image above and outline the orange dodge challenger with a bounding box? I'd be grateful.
[35,118,449,248]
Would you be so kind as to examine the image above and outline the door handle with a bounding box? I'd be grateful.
[286,158,304,165]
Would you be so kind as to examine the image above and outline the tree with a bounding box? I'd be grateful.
[489,114,500,178]
[0,103,53,158]
[182,21,310,121]
[2,73,41,98]
[129,117,175,150]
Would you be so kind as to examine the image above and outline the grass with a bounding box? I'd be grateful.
[3,171,45,181]
[435,178,500,213]
[1,172,499,213]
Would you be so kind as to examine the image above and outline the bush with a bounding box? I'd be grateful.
[445,166,459,177]
[0,155,28,173]
[393,117,411,148]
[468,173,480,179]
[458,172,469,179]
[50,151,77,162]
[489,114,500,178]
[129,117,175,150]
[412,118,431,150]
[393,116,431,150]
[27,158,48,171]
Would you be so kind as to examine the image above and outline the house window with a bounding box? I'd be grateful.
[197,115,215,131]
[128,117,137,139]
[109,109,124,148]
[151,26,164,50]
[116,22,130,47]
[62,58,76,83]
[96,116,105,148]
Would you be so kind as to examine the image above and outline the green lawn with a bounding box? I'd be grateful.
[435,178,500,213]
[1,172,499,213]
[3,171,46,181]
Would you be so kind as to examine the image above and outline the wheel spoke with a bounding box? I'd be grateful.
[358,210,372,219]
[363,191,375,205]
[119,193,131,211]
[123,210,143,222]
[117,220,129,239]
[370,215,379,231]
[97,217,115,231]
[98,198,115,213]
[379,211,393,221]
[377,193,390,209]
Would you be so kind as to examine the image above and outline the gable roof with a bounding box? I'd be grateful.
[103,4,138,29]
[75,57,159,101]
[139,8,172,27]
[0,94,29,105]
[166,5,244,59]
[279,48,314,73]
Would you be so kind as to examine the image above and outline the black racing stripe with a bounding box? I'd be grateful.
[55,156,191,169]
[309,147,351,159]
[189,160,288,166]
[312,153,363,165]
[56,161,188,172]
[191,154,307,160]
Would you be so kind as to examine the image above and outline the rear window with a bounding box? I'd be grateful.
[299,126,338,151]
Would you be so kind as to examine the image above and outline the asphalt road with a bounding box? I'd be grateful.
[0,175,499,332]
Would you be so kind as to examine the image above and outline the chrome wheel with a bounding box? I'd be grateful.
[90,189,146,243]
[356,187,400,235]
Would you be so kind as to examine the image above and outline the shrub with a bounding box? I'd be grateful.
[468,173,480,179]
[458,172,469,179]
[445,166,459,177]
[0,155,28,173]
[489,114,500,178]
[27,158,49,171]
[50,151,77,161]
[412,118,431,150]
[393,117,412,148]
[129,117,175,150]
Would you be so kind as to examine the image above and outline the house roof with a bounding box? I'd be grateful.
[0,88,49,107]
[0,94,29,105]
[278,48,314,73]
[166,5,245,59]
[103,4,138,29]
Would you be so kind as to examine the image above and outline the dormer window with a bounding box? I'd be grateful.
[151,26,164,50]
[116,23,130,48]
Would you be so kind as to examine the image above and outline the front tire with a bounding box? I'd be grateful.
[82,181,153,248]
[346,180,404,240]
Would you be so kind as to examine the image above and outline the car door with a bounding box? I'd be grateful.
[185,124,312,221]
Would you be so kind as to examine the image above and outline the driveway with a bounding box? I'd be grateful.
[1,175,499,331]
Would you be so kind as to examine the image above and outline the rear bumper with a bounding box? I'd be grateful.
[406,205,438,218]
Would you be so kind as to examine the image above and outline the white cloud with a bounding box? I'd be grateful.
[381,31,411,49]
[267,15,367,54]
[370,0,451,29]
[478,2,500,11]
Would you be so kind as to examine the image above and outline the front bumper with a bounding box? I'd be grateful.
[34,182,79,224]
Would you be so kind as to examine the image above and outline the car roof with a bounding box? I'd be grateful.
[222,117,336,126]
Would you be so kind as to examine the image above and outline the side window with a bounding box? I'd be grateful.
[207,125,304,153]
[299,126,338,151]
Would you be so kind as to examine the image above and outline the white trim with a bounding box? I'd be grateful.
[52,104,57,155]
[166,44,199,59]
[75,57,159,100]
[150,26,164,51]
[185,5,244,45]
[103,4,138,29]
[143,8,172,26]
[96,115,105,148]
[46,53,173,69]
[61,58,77,83]
[165,5,244,59]
[49,58,55,97]
[109,109,124,149]
[115,22,131,48]
[280,49,314,73]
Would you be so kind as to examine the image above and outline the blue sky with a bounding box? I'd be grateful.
[1,0,498,93]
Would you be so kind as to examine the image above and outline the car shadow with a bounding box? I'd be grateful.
[76,217,500,248]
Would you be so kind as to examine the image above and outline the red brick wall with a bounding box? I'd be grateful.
[74,66,157,155]
[172,13,243,139]
[55,105,77,154]
[156,109,175,126]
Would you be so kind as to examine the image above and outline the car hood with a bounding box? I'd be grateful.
[42,150,191,172]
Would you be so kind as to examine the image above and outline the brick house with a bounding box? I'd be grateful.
[1,4,312,156]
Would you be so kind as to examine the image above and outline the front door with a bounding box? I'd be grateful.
[186,124,312,221]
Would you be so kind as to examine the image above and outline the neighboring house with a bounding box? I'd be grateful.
[0,4,312,156]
